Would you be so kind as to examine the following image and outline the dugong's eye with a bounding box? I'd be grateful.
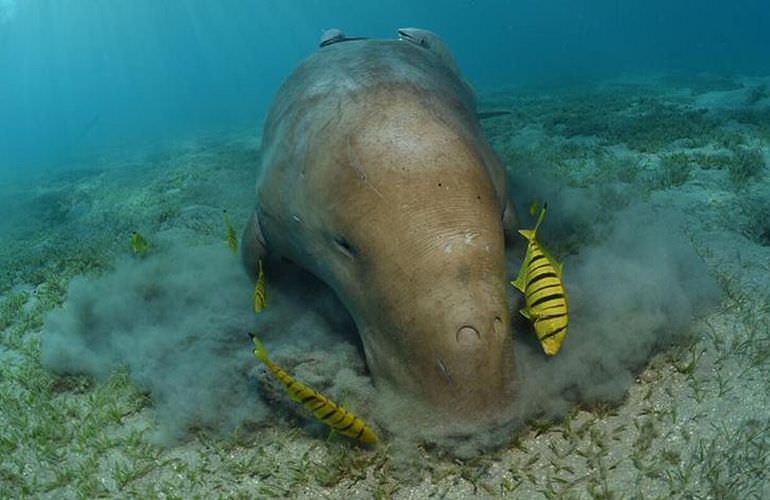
[333,236,358,259]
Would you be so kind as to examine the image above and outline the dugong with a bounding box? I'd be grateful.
[243,30,518,427]
[397,27,461,77]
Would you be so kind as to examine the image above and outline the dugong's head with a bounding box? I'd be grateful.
[263,91,514,425]
[248,37,516,429]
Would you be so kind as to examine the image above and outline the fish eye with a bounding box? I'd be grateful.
[333,236,358,259]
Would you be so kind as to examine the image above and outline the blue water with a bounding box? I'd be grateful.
[1,0,768,176]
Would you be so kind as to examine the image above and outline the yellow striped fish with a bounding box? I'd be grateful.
[253,259,266,314]
[249,334,378,444]
[510,203,569,355]
[224,210,238,254]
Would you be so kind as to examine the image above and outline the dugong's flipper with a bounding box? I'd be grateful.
[502,198,518,244]
[397,27,460,75]
[241,209,268,279]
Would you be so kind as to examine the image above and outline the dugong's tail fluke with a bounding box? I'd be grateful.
[319,28,368,48]
[397,27,460,76]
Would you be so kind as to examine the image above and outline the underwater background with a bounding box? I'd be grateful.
[2,0,769,176]
[2,0,769,497]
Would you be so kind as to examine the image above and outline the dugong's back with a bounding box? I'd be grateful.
[260,39,478,171]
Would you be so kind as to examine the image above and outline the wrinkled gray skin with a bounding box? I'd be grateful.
[243,31,518,425]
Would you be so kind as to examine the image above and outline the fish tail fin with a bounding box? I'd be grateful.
[517,228,535,241]
[511,264,527,291]
[249,333,270,363]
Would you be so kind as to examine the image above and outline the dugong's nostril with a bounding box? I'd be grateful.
[456,325,481,346]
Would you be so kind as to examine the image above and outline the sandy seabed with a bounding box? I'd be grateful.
[1,73,769,498]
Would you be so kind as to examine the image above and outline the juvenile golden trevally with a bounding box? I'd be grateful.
[249,334,378,444]
[510,203,569,355]
[253,259,266,314]
[528,199,543,218]
[130,231,150,257]
[223,210,238,254]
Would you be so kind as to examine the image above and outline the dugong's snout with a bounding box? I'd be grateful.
[439,294,513,390]
[439,311,512,388]
[456,316,505,347]
[355,250,515,423]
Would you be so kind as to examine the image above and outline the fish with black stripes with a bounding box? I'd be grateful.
[510,202,569,355]
[249,333,378,444]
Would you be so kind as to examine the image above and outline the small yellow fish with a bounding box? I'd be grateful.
[130,231,150,257]
[250,334,378,444]
[253,260,266,314]
[529,199,543,218]
[224,210,238,254]
[510,203,569,355]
